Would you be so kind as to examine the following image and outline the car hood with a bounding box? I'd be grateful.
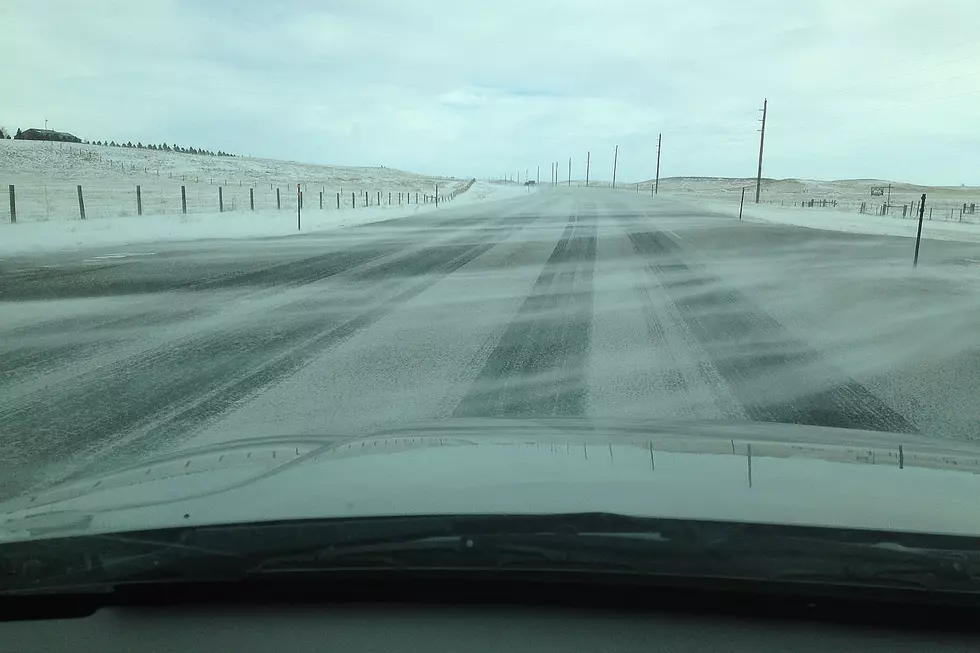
[3,418,980,542]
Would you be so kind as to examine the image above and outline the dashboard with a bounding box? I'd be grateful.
[3,603,977,652]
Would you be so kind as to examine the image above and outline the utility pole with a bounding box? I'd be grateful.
[537,165,540,184]
[568,157,571,186]
[886,184,892,213]
[586,151,591,187]
[755,98,767,204]
[612,145,619,189]
[655,133,662,195]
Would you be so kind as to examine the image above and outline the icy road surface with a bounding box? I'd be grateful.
[2,188,980,500]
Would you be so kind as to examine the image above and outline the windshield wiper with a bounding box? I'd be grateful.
[4,514,980,595]
[246,530,980,593]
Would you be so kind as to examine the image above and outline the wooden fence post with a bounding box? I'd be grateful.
[76,185,86,220]
[337,192,340,209]
[319,191,323,210]
[250,187,254,210]
[352,192,355,208]
[7,185,15,224]
[219,186,224,213]
[276,188,281,210]
[137,185,142,216]
[181,186,187,214]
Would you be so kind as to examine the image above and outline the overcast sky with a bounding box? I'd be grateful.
[2,0,978,185]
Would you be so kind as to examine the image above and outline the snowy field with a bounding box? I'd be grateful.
[589,176,980,243]
[645,177,980,217]
[0,138,471,224]
[0,139,532,254]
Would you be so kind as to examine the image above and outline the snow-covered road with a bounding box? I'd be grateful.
[2,188,980,501]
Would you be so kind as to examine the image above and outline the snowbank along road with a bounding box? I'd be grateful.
[2,187,980,501]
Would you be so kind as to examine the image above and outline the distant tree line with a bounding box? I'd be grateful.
[81,140,235,157]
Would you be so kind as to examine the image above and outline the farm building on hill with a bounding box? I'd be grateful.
[15,128,82,143]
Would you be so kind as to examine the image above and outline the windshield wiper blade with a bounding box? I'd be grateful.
[247,531,980,594]
[248,532,677,575]
[6,515,980,595]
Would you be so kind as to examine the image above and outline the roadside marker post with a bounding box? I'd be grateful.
[76,185,86,220]
[913,193,926,269]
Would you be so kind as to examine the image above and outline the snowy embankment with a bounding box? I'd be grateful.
[0,182,527,256]
[0,140,528,255]
[645,177,980,243]
[670,196,980,244]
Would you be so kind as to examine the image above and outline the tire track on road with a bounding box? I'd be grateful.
[0,211,511,301]
[0,212,533,397]
[624,227,914,433]
[454,209,596,418]
[0,209,542,499]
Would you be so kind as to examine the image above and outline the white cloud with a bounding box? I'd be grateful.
[1,0,978,184]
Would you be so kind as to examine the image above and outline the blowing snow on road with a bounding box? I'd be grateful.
[2,187,980,501]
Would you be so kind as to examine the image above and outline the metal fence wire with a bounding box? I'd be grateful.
[1,178,476,223]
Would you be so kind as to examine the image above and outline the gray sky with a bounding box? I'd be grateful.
[3,0,978,185]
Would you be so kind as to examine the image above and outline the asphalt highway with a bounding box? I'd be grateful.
[3,188,979,500]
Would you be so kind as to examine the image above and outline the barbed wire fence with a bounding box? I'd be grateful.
[1,143,476,224]
[2,178,477,224]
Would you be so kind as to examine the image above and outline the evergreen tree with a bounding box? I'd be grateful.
[15,128,23,138]
[137,142,143,148]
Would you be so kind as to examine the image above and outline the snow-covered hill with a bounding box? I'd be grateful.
[0,140,537,255]
[0,139,466,223]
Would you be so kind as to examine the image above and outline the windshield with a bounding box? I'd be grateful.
[2,0,979,591]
